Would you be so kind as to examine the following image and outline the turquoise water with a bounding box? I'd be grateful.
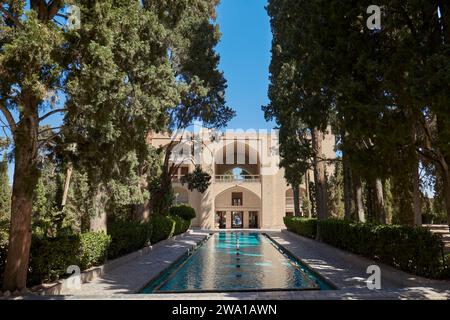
[142,232,332,293]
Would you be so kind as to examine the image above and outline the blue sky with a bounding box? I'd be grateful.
[217,0,274,130]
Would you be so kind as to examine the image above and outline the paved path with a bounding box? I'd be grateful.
[23,229,450,300]
[58,231,209,296]
[265,230,450,299]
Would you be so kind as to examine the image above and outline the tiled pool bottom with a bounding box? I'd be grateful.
[141,232,333,293]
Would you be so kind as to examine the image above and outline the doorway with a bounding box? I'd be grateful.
[249,211,258,229]
[232,211,243,228]
[216,211,226,229]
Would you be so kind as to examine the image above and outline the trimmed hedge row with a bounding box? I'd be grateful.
[284,217,448,278]
[172,215,191,236]
[284,216,317,239]
[151,214,176,243]
[0,241,6,288]
[107,221,153,259]
[170,205,196,221]
[28,232,111,285]
[317,219,446,278]
[0,206,196,287]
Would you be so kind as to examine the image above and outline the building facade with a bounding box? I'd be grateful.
[149,127,335,230]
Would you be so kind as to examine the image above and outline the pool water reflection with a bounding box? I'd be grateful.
[142,232,332,293]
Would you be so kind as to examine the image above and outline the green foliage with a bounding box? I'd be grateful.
[150,214,175,244]
[0,239,7,289]
[301,193,312,217]
[0,155,11,221]
[0,217,8,287]
[79,232,111,270]
[284,217,317,239]
[63,170,93,233]
[172,216,191,236]
[170,204,196,221]
[422,190,449,224]
[442,255,450,278]
[28,232,111,285]
[317,219,446,278]
[107,221,153,259]
[180,166,211,193]
[327,160,344,218]
[32,161,66,238]
[265,0,450,227]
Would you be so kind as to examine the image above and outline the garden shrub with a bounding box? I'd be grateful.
[284,216,317,239]
[0,241,7,288]
[28,232,111,286]
[172,216,191,235]
[107,221,152,259]
[441,255,450,278]
[317,219,445,278]
[169,205,196,221]
[28,234,81,285]
[0,219,8,288]
[79,232,112,269]
[151,214,175,244]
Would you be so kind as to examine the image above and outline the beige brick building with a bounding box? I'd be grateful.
[149,127,335,230]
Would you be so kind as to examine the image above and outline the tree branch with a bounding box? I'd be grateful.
[0,105,17,132]
[48,0,64,21]
[38,132,61,148]
[0,4,25,27]
[38,126,62,135]
[39,108,66,122]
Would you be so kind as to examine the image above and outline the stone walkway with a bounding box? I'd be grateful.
[55,231,209,296]
[23,229,450,300]
[265,230,450,299]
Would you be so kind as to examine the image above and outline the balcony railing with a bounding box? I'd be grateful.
[215,175,260,183]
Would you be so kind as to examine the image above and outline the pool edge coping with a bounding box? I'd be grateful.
[141,231,336,294]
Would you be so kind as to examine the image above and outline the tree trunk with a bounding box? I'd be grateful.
[90,184,107,233]
[374,178,386,224]
[293,184,301,217]
[354,174,365,223]
[61,164,73,207]
[343,151,353,220]
[442,165,450,229]
[305,172,312,218]
[134,202,150,221]
[311,128,328,220]
[3,113,39,292]
[413,161,422,226]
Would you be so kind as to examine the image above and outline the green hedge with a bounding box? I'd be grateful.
[0,242,6,288]
[28,232,111,285]
[0,215,191,288]
[172,216,191,235]
[317,219,446,278]
[284,216,317,239]
[150,214,175,244]
[107,221,153,259]
[169,205,196,221]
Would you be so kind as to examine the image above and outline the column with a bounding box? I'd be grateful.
[226,211,232,229]
[243,211,249,229]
